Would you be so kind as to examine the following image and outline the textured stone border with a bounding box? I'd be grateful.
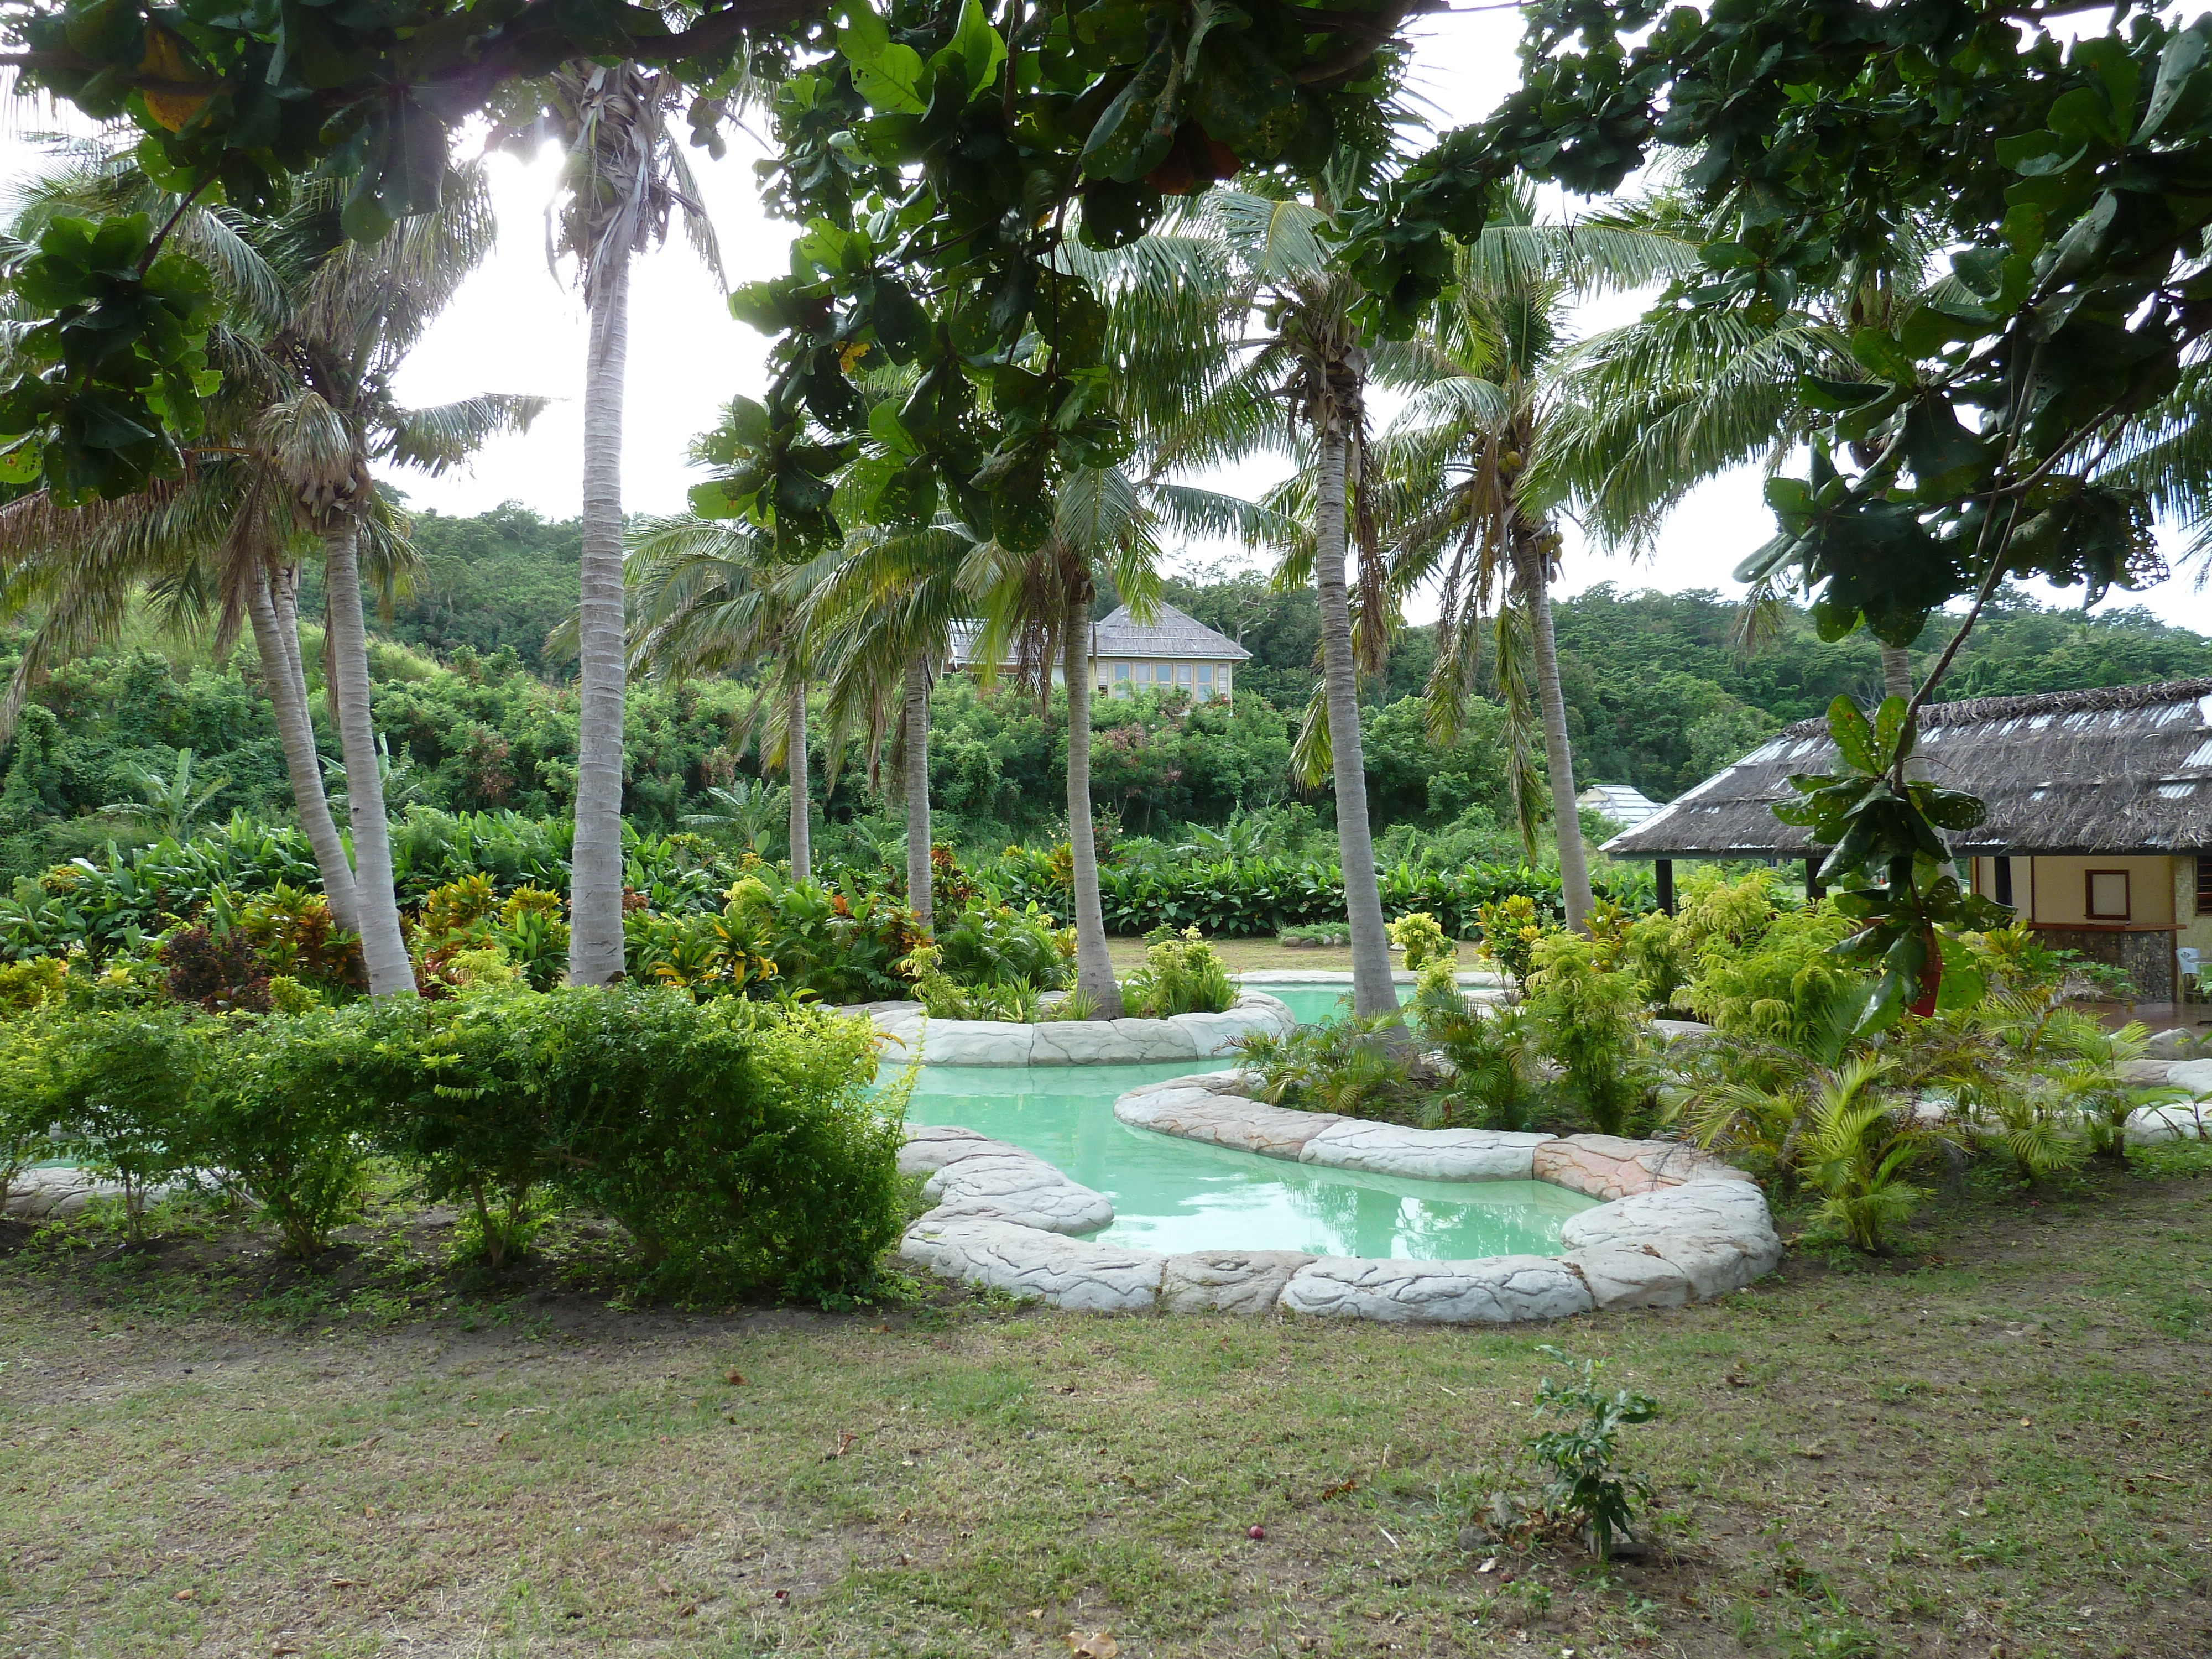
[836,989,1295,1066]
[897,1068,1782,1322]
[2,1167,165,1220]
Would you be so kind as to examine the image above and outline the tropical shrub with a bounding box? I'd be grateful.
[1123,926,1235,1018]
[1279,921,1349,946]
[1525,934,1650,1136]
[1413,966,1542,1133]
[1681,897,1861,1041]
[1386,911,1451,969]
[195,1010,373,1255]
[897,943,1044,1021]
[1526,1346,1657,1563]
[334,985,902,1294]
[46,1005,206,1241]
[1235,1012,1422,1122]
[723,874,924,1004]
[0,1012,61,1212]
[1473,894,1548,990]
[934,900,1072,991]
[1801,1088,1929,1254]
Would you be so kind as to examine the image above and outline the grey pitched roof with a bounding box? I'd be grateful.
[945,602,1251,668]
[1578,783,1665,828]
[1603,677,2212,860]
[1092,603,1250,661]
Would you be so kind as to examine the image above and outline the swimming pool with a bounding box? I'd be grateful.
[899,1060,1595,1259]
[1260,982,1412,1025]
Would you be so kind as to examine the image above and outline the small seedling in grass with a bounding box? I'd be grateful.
[1525,1344,1656,1562]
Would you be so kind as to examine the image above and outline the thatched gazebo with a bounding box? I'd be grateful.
[1602,678,2212,1003]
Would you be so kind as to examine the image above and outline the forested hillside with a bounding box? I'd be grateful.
[1,506,2205,885]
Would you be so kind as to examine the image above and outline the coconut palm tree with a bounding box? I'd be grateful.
[625,515,816,879]
[805,519,984,927]
[1371,192,1702,929]
[1119,191,1400,1020]
[0,150,540,987]
[539,63,721,985]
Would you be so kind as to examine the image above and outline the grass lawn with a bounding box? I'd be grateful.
[4,1152,2211,1658]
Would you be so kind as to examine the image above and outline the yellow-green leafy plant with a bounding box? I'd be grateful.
[1473,894,1550,991]
[1801,1078,1928,1254]
[1683,900,1860,1041]
[1620,910,1694,1014]
[1123,926,1235,1018]
[1387,911,1452,971]
[1525,932,1648,1136]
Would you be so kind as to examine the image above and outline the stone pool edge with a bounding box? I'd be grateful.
[896,1070,1786,1322]
[834,989,1296,1066]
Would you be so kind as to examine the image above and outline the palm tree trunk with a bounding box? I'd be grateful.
[570,246,633,986]
[321,518,414,997]
[1063,599,1123,1018]
[247,568,359,935]
[904,653,933,926]
[785,683,811,883]
[1313,423,1396,1022]
[1880,644,1913,700]
[1519,537,1594,931]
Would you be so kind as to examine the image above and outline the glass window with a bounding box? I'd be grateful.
[1197,664,1213,684]
[1178,664,1194,685]
[2087,869,2131,920]
[1113,661,1129,680]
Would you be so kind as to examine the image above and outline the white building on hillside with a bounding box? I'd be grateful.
[948,603,1250,701]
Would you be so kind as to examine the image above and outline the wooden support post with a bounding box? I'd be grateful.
[1656,858,1675,916]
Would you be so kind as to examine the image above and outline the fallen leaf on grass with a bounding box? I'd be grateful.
[1477,1557,1498,1574]
[1318,1476,1359,1501]
[327,1579,360,1590]
[1066,1632,1118,1658]
[1792,1447,1825,1460]
[725,1369,745,1386]
[823,1430,858,1461]
[173,1589,196,1602]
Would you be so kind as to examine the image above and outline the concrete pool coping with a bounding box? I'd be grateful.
[898,1068,1786,1322]
[834,989,1297,1066]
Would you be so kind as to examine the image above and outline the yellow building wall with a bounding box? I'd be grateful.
[2018,855,2174,926]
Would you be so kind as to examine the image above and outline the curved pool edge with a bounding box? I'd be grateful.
[836,990,1295,1067]
[898,1071,1783,1322]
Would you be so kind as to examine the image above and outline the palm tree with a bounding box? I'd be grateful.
[1125,192,1399,1020]
[806,519,984,927]
[539,64,721,985]
[0,149,541,988]
[1373,194,1700,929]
[625,516,816,880]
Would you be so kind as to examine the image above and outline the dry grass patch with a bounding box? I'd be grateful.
[2,1154,2210,1657]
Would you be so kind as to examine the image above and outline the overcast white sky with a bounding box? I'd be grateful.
[10,11,2211,632]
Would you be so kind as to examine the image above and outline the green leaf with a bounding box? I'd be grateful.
[839,4,933,115]
[0,441,40,485]
[1825,695,1879,776]
[1080,34,1181,183]
[1871,695,1908,768]
[2137,19,2211,142]
[939,0,1008,100]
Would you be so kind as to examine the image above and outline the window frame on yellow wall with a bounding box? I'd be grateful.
[2085,868,2132,921]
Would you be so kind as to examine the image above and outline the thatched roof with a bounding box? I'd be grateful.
[1604,678,2212,859]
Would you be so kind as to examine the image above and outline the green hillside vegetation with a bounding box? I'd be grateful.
[1,509,2205,888]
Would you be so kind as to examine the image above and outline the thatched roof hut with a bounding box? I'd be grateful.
[1603,678,2212,1007]
[1604,677,2212,860]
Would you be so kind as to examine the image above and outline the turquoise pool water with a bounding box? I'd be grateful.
[900,1061,1595,1259]
[1260,982,1411,1025]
